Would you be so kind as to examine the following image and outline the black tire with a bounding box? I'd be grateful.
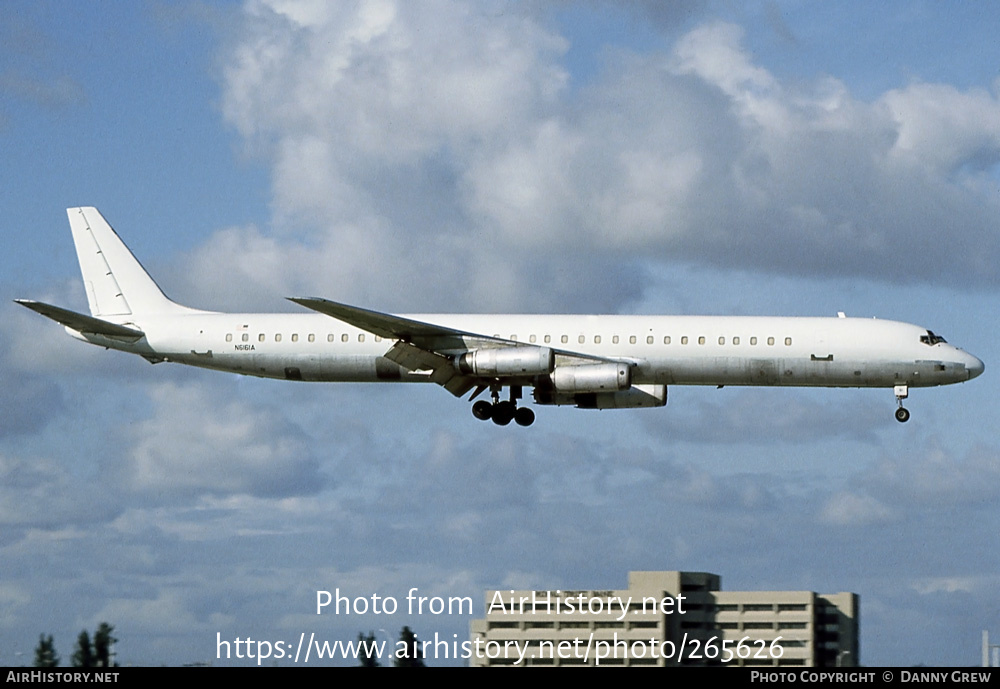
[514,407,535,427]
[492,401,515,426]
[895,407,910,423]
[472,400,493,421]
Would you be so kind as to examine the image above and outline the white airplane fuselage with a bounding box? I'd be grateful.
[73,311,980,390]
[21,207,983,426]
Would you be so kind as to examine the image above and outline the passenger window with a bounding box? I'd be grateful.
[681,336,688,345]
[644,335,651,344]
[259,333,265,342]
[613,335,619,344]
[529,334,537,344]
[358,334,365,343]
[750,337,757,345]
[292,334,299,342]
[328,334,334,342]
[544,335,551,344]
[785,337,792,346]
[579,335,586,344]
[629,335,637,344]
[275,334,282,342]
[664,336,671,345]
[374,335,381,342]
[718,336,725,345]
[510,335,517,341]
[226,333,232,342]
[341,334,349,343]
[733,336,740,345]
[594,335,601,344]
[242,333,249,342]
[561,335,568,344]
[767,337,775,346]
[309,334,316,343]
[698,336,706,345]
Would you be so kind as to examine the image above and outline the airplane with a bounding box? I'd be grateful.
[17,207,984,427]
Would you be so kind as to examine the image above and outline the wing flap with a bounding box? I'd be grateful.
[384,341,477,397]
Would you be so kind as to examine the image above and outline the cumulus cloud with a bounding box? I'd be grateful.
[196,4,1000,317]
[818,442,1000,528]
[126,382,323,500]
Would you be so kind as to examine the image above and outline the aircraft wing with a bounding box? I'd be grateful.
[288,297,482,350]
[288,296,618,397]
[15,299,145,341]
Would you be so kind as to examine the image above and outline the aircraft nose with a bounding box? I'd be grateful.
[966,353,985,380]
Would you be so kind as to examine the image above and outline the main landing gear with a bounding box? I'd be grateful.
[894,384,910,423]
[471,385,535,427]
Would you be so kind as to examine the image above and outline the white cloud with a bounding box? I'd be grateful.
[820,491,896,526]
[126,382,323,499]
[204,6,1000,317]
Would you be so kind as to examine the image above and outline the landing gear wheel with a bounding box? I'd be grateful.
[472,400,493,421]
[895,407,910,423]
[514,407,535,427]
[492,401,516,426]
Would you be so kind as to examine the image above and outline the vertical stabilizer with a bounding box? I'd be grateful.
[68,207,185,317]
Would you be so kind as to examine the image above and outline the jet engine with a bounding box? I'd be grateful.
[455,346,555,377]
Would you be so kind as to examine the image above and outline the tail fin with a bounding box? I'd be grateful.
[68,207,187,317]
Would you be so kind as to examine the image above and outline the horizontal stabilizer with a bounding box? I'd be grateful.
[15,299,145,341]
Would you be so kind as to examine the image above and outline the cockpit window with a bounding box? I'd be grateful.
[920,330,947,346]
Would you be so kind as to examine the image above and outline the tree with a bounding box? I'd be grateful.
[33,634,59,667]
[93,623,117,667]
[357,632,379,668]
[70,623,117,668]
[71,631,93,668]
[394,626,425,667]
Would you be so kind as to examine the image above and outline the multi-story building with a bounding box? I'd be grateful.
[469,571,858,667]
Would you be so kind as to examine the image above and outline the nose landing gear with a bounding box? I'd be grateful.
[471,385,535,427]
[894,384,910,423]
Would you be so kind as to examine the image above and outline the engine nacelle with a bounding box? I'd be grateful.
[534,384,667,409]
[550,363,631,393]
[456,347,554,377]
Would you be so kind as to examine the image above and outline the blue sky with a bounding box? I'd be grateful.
[2,1,998,667]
